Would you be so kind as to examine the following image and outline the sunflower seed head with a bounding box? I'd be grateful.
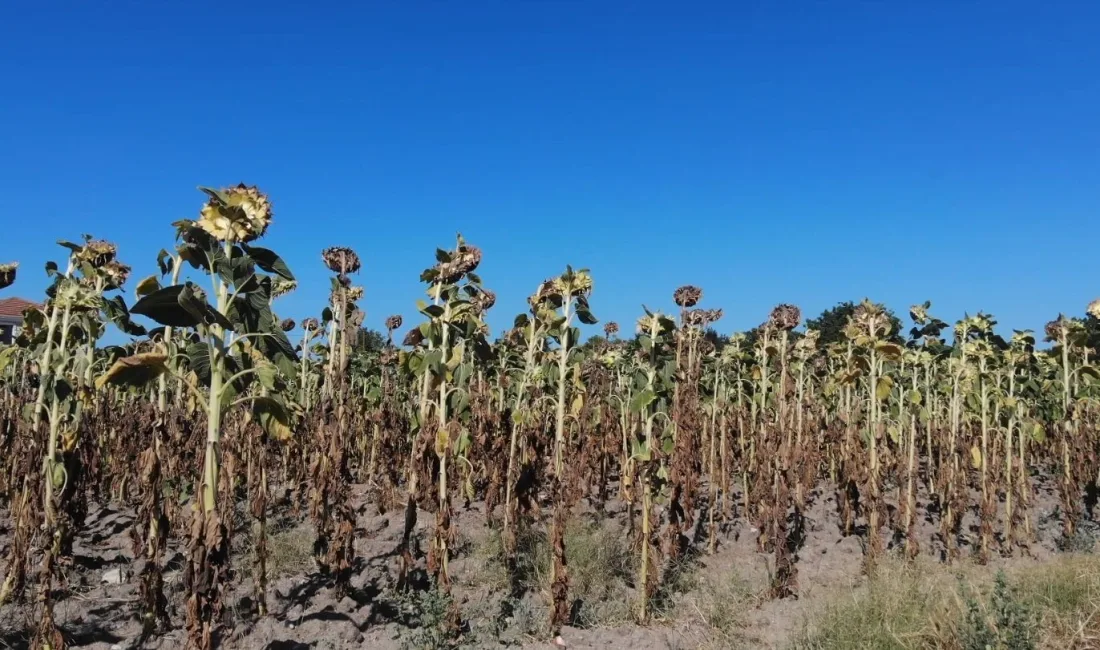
[302,317,320,332]
[603,321,620,338]
[80,240,118,268]
[473,288,496,313]
[434,241,482,284]
[322,246,361,275]
[385,314,403,331]
[101,261,131,289]
[673,285,702,308]
[0,262,16,290]
[280,318,296,332]
[197,184,272,243]
[403,327,425,347]
[769,303,801,331]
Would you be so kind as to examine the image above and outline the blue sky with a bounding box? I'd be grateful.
[1,1,1097,342]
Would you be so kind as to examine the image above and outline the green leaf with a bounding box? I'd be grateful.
[132,285,199,327]
[102,295,148,336]
[576,306,598,325]
[629,389,657,414]
[242,244,295,281]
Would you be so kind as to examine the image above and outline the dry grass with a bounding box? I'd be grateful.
[469,519,635,629]
[265,524,315,579]
[790,553,1100,650]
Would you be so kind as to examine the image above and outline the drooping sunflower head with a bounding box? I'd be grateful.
[271,279,298,299]
[673,285,702,308]
[473,288,496,313]
[1044,316,1068,342]
[385,314,403,332]
[403,327,425,347]
[603,321,619,338]
[197,184,273,243]
[769,303,801,331]
[280,318,296,332]
[101,260,131,290]
[79,240,118,268]
[322,247,361,275]
[433,237,482,284]
[302,317,320,332]
[0,262,17,289]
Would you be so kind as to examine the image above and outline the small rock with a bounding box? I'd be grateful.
[101,568,125,584]
[553,636,567,647]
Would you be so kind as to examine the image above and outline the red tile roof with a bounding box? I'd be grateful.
[0,297,39,319]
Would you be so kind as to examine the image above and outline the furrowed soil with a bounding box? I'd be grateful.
[0,473,1087,649]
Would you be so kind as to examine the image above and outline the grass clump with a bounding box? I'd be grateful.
[473,519,634,629]
[264,524,315,578]
[792,555,1100,650]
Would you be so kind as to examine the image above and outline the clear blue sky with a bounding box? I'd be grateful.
[1,1,1097,341]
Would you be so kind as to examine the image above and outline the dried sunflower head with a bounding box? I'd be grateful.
[1044,316,1067,341]
[322,247,361,275]
[280,318,296,332]
[673,285,702,308]
[101,261,131,290]
[769,303,801,331]
[79,240,118,268]
[197,184,272,243]
[433,238,482,284]
[0,262,18,289]
[271,279,297,299]
[385,314,403,331]
[554,269,593,297]
[346,285,365,302]
[1087,299,1100,320]
[684,309,708,328]
[603,321,619,338]
[302,317,320,332]
[473,288,496,313]
[403,327,425,347]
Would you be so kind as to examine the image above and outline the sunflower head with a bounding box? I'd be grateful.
[1045,316,1067,341]
[403,327,425,347]
[101,261,131,290]
[79,240,118,268]
[346,286,365,302]
[0,262,17,290]
[769,303,801,331]
[302,317,320,332]
[673,285,702,308]
[197,184,273,243]
[603,321,619,338]
[280,318,296,332]
[473,288,496,313]
[271,279,298,299]
[322,247,361,275]
[385,314,403,331]
[433,236,482,284]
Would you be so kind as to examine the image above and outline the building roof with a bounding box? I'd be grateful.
[0,297,39,320]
